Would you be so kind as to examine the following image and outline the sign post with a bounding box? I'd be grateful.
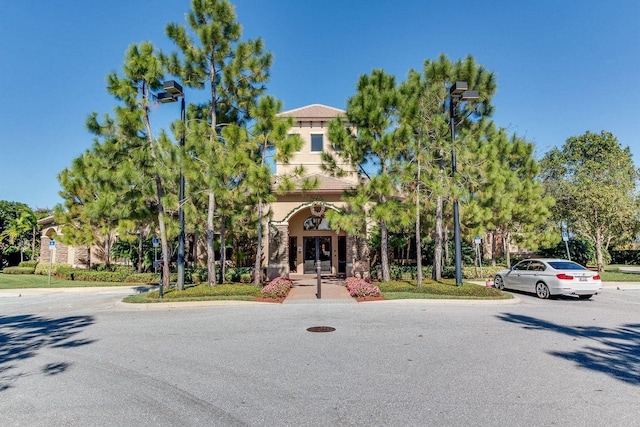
[48,240,55,285]
[474,236,483,279]
[152,237,159,273]
[562,231,571,261]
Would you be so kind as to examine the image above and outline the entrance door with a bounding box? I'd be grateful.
[338,236,346,276]
[303,236,332,274]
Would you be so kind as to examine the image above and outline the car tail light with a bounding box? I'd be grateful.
[556,273,574,280]
[593,275,601,280]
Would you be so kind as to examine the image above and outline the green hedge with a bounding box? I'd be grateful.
[610,250,640,265]
[376,264,506,281]
[55,266,130,282]
[19,260,39,268]
[2,266,36,274]
[124,273,160,285]
[34,263,66,276]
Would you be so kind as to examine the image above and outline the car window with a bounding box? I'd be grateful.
[528,261,546,272]
[513,261,530,271]
[548,261,586,270]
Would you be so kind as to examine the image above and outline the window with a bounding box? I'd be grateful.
[513,261,530,271]
[528,261,546,272]
[311,134,323,152]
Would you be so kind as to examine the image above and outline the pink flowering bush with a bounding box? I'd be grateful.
[261,276,293,298]
[345,277,381,297]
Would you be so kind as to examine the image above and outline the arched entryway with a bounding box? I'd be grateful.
[285,202,345,276]
[268,202,350,279]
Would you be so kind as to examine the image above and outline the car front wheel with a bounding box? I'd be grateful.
[535,282,550,299]
[494,275,505,290]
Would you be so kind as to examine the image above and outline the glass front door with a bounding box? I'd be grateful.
[303,236,332,274]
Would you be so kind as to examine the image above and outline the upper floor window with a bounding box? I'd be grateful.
[311,134,323,152]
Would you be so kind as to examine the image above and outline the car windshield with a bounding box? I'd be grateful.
[547,261,586,271]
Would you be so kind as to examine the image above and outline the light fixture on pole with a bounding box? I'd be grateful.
[158,79,186,291]
[449,81,478,286]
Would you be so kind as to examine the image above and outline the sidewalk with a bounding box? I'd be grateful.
[283,275,356,304]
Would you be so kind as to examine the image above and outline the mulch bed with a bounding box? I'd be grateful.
[254,296,286,303]
[254,291,385,303]
[355,295,385,302]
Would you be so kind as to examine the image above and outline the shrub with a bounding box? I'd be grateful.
[34,263,65,276]
[63,269,130,282]
[345,277,381,297]
[261,276,293,298]
[19,260,39,268]
[125,273,160,285]
[188,267,208,284]
[2,266,35,274]
[225,266,252,283]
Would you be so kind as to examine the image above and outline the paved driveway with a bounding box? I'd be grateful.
[1,286,639,426]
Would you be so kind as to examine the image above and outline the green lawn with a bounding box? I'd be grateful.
[378,279,513,300]
[0,273,147,289]
[123,284,261,303]
[600,265,640,282]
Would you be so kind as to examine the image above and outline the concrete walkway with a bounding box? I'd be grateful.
[283,275,356,304]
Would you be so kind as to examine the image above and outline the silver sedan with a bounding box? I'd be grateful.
[494,258,603,299]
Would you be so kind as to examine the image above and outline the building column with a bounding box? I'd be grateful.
[267,223,289,280]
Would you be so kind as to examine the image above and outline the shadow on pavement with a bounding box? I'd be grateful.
[497,313,640,385]
[0,314,96,391]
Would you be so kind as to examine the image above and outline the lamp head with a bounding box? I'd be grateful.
[449,81,468,97]
[461,90,479,101]
[157,92,178,103]
[162,80,184,97]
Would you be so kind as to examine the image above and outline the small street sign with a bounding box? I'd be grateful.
[474,236,481,245]
[152,237,159,248]
[562,232,569,241]
[49,240,55,247]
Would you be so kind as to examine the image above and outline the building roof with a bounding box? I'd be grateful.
[278,104,345,121]
[277,173,357,194]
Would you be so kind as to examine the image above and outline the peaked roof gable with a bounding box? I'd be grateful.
[278,104,345,121]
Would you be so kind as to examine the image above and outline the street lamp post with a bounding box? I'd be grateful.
[158,80,186,291]
[449,82,478,286]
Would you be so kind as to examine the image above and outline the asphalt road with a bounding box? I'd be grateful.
[1,285,639,426]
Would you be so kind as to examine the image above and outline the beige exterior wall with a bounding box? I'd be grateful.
[39,223,90,268]
[266,104,369,279]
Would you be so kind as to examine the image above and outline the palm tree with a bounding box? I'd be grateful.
[0,208,37,262]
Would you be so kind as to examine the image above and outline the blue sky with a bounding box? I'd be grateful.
[1,0,639,209]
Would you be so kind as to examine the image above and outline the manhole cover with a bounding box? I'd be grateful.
[306,326,336,333]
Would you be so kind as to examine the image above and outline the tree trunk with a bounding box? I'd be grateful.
[207,190,217,286]
[504,231,511,268]
[415,194,422,287]
[432,195,443,280]
[254,200,264,285]
[444,225,450,266]
[104,234,110,270]
[219,218,227,283]
[491,231,497,267]
[380,219,391,282]
[595,228,605,272]
[156,205,171,290]
[31,226,36,260]
[138,229,143,273]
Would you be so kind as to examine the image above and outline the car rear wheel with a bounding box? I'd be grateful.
[535,282,550,299]
[494,276,505,290]
[578,294,593,299]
